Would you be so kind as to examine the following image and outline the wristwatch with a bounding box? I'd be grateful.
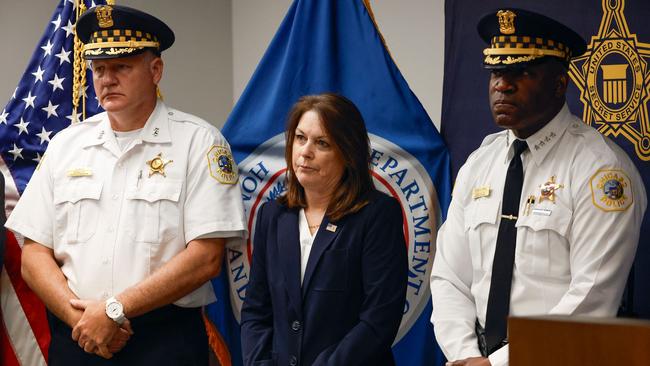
[105,297,126,325]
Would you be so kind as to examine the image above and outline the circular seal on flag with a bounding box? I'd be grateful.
[225,133,441,344]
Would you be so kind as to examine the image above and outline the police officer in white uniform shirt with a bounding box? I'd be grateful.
[430,8,647,366]
[5,5,246,365]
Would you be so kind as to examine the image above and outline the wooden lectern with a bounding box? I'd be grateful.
[509,315,650,365]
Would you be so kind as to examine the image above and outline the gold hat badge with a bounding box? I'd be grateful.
[497,10,516,35]
[96,6,114,29]
[146,152,173,177]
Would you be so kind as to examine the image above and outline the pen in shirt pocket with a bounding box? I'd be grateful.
[524,195,535,216]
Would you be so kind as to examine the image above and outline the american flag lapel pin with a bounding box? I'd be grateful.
[326,223,337,232]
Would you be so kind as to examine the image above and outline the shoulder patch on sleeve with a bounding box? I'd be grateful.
[207,145,238,184]
[590,169,633,212]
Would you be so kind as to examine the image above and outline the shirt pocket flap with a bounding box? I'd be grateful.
[53,181,103,204]
[126,179,183,203]
[516,202,572,237]
[464,197,500,231]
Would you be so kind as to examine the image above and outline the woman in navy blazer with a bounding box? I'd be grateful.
[241,94,408,366]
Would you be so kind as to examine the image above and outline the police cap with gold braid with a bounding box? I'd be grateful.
[477,8,587,69]
[76,5,174,60]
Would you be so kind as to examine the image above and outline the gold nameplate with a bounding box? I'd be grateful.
[532,208,552,216]
[472,186,491,199]
[66,168,93,177]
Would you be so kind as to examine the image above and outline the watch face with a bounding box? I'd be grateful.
[106,301,123,318]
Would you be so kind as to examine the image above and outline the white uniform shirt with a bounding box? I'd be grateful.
[6,101,247,307]
[430,104,647,366]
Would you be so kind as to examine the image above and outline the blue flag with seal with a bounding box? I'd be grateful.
[205,0,451,365]
[442,0,650,320]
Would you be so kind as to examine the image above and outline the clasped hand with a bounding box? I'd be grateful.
[70,299,134,359]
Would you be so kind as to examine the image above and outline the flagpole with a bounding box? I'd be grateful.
[72,0,115,122]
[72,0,85,123]
[361,0,395,62]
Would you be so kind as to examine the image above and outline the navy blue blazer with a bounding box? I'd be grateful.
[241,190,408,366]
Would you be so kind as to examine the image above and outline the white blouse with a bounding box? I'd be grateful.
[298,208,317,285]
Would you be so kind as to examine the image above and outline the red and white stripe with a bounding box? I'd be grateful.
[1,159,49,366]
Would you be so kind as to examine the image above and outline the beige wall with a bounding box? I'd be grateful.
[0,2,53,106]
[371,1,444,127]
[0,0,231,126]
[119,0,232,125]
[0,0,444,129]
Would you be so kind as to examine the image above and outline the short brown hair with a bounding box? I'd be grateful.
[278,93,374,222]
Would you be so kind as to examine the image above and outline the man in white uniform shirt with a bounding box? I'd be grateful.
[5,5,246,365]
[430,8,647,366]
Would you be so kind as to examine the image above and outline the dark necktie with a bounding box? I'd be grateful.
[484,139,528,354]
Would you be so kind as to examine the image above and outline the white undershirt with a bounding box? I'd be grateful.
[298,208,317,285]
[113,128,142,152]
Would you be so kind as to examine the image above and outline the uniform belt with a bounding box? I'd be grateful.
[475,318,508,357]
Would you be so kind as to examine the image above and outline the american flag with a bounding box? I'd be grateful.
[1,1,104,365]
